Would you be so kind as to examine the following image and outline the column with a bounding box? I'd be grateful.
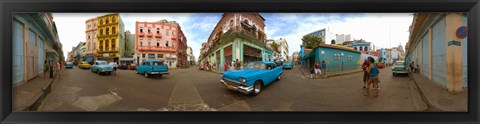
[428,28,433,80]
[445,13,464,93]
[220,48,225,67]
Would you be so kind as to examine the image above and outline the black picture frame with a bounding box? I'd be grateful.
[1,0,479,123]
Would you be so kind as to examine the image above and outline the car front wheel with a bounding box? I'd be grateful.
[251,81,262,96]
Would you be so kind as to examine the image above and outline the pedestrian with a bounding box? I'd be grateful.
[230,61,235,70]
[362,58,370,89]
[49,60,54,79]
[224,61,228,72]
[56,61,62,79]
[235,59,241,70]
[321,60,327,79]
[314,62,321,79]
[44,60,49,78]
[310,66,315,79]
[365,57,380,97]
[113,61,118,77]
[409,61,415,73]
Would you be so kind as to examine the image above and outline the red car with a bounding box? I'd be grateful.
[129,63,137,70]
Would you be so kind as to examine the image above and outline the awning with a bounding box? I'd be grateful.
[302,49,316,60]
[85,56,94,62]
[119,58,134,61]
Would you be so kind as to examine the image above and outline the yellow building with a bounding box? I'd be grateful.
[96,13,125,62]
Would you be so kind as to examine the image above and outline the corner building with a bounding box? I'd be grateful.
[96,13,125,63]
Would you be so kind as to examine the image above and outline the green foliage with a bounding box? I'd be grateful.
[269,42,280,53]
[302,35,323,49]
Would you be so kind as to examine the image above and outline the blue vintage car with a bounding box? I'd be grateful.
[283,61,293,69]
[65,62,74,69]
[220,61,283,95]
[136,60,169,78]
[90,60,114,75]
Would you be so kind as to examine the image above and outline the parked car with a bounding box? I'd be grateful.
[283,61,294,69]
[78,62,91,69]
[392,61,408,76]
[220,61,283,96]
[118,64,128,70]
[129,63,137,70]
[136,60,169,78]
[90,60,114,75]
[65,62,74,69]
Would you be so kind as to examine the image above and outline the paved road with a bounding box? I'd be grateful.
[38,65,427,111]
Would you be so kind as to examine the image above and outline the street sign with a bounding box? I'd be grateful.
[448,40,461,46]
[456,26,467,39]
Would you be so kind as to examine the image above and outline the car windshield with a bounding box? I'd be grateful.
[244,62,266,70]
[97,61,108,65]
[395,62,404,66]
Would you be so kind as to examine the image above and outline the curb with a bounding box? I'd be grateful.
[408,72,441,111]
[325,70,363,78]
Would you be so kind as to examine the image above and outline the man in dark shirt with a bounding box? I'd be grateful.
[362,58,370,89]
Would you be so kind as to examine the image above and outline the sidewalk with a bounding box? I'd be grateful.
[13,69,63,111]
[409,72,467,111]
[297,65,363,79]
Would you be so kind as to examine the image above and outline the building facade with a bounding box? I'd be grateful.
[12,13,64,86]
[292,51,299,65]
[406,13,467,93]
[84,17,97,64]
[352,42,375,54]
[96,13,125,63]
[335,34,352,45]
[186,47,195,66]
[302,44,361,73]
[199,13,273,69]
[134,19,188,68]
[304,28,336,45]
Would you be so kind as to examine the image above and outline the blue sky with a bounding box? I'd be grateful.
[53,13,413,61]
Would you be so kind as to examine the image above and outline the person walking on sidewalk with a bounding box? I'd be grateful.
[44,60,49,78]
[321,61,327,79]
[362,58,370,89]
[224,61,228,72]
[365,57,380,97]
[314,62,321,79]
[56,61,62,79]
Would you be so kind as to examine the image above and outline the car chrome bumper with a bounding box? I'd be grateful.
[220,79,253,94]
[393,71,408,74]
[151,72,169,74]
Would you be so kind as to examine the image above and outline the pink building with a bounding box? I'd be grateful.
[84,18,98,64]
[134,19,187,68]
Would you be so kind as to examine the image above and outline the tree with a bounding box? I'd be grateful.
[269,42,280,53]
[302,35,323,49]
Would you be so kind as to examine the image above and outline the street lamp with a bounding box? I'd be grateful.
[341,53,344,71]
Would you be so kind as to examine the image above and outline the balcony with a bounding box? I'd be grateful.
[97,48,119,53]
[138,46,176,52]
[147,32,153,37]
[138,32,145,37]
[171,37,177,40]
[155,33,162,38]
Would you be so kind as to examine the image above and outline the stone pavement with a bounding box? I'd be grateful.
[13,73,55,111]
[410,72,467,111]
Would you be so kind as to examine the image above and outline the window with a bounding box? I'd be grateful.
[140,27,143,33]
[229,20,234,28]
[157,42,160,47]
[140,41,143,46]
[106,18,109,24]
[105,40,109,50]
[359,47,363,51]
[106,28,110,35]
[148,27,151,33]
[333,53,341,61]
[166,29,169,36]
[158,54,163,58]
[112,17,116,22]
[93,42,96,51]
[148,41,151,46]
[100,29,103,35]
[88,25,91,28]
[100,19,103,24]
[94,33,96,38]
[348,55,353,61]
[142,54,145,58]
[166,41,169,47]
[111,39,115,50]
[172,42,175,48]
[88,34,91,39]
[93,23,96,27]
[172,30,175,36]
[364,46,368,51]
[112,26,116,34]
[99,40,103,51]
[157,28,160,33]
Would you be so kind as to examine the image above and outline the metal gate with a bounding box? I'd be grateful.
[422,34,429,78]
[431,17,447,87]
[13,20,25,86]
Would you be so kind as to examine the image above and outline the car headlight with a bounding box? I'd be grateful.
[239,77,246,83]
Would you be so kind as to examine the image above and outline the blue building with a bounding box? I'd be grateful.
[302,44,361,73]
[351,42,375,54]
[13,13,64,86]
